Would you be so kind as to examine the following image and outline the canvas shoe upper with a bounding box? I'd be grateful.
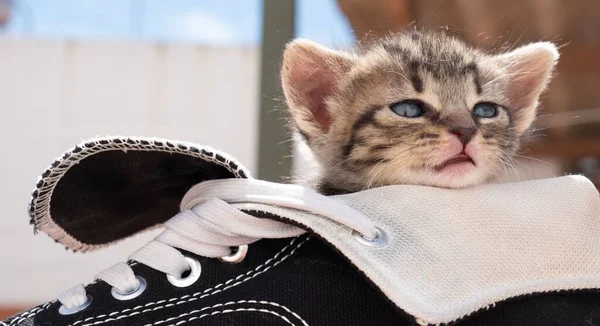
[3,136,600,326]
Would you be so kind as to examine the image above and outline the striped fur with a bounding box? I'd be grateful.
[282,30,558,194]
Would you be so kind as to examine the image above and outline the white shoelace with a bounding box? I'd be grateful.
[57,179,378,309]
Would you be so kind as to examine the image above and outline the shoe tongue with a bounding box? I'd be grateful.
[29,136,249,252]
[235,175,600,325]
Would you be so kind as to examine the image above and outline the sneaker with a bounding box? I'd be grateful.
[3,136,600,326]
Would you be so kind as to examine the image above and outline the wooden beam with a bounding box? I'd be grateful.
[257,0,295,182]
[337,0,413,40]
[523,138,600,158]
[556,45,600,75]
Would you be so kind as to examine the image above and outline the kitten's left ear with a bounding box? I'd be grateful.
[498,42,559,134]
[281,39,355,142]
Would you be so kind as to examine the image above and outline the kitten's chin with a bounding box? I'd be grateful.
[409,163,490,189]
[433,160,476,177]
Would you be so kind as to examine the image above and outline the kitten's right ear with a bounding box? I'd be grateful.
[281,39,354,141]
[497,42,559,134]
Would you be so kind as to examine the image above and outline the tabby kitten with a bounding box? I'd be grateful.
[281,31,558,195]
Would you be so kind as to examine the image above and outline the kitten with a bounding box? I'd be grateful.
[281,30,558,195]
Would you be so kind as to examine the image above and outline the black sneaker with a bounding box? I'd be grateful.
[3,136,600,326]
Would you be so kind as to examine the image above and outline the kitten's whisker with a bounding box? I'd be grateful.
[527,127,552,133]
[406,155,422,185]
[499,159,515,181]
[423,0,449,20]
[510,154,540,181]
[520,134,547,140]
[367,157,390,186]
[385,70,408,80]
[367,144,421,187]
[366,145,419,187]
[484,71,522,86]
[330,155,359,170]
[534,113,553,120]
[502,155,521,180]
[513,154,554,167]
[507,29,528,53]
[511,156,534,180]
[278,138,297,146]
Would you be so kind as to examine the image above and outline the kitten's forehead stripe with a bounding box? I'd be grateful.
[376,32,480,82]
[410,29,420,40]
[463,62,483,95]
[409,61,424,93]
[381,43,410,60]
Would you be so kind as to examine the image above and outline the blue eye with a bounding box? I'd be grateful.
[390,101,424,118]
[473,102,498,118]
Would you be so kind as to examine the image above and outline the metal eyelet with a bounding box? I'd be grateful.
[58,295,92,315]
[352,227,388,247]
[111,276,147,301]
[219,245,248,264]
[167,257,201,287]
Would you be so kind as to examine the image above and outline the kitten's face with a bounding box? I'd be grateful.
[282,32,558,193]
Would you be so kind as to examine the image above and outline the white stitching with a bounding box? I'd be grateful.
[7,301,54,326]
[146,300,309,326]
[241,300,308,326]
[142,301,294,326]
[11,236,306,326]
[8,307,43,325]
[73,237,308,326]
[29,136,251,253]
[72,236,310,326]
[7,308,41,324]
[171,308,296,326]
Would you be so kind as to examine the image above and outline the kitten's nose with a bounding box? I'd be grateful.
[449,127,477,146]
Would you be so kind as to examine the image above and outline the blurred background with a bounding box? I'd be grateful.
[0,0,598,318]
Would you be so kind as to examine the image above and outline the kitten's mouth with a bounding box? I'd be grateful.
[434,154,475,171]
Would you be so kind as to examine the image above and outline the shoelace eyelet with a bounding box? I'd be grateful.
[167,257,202,287]
[111,276,147,301]
[219,245,248,264]
[352,227,388,247]
[58,295,93,315]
